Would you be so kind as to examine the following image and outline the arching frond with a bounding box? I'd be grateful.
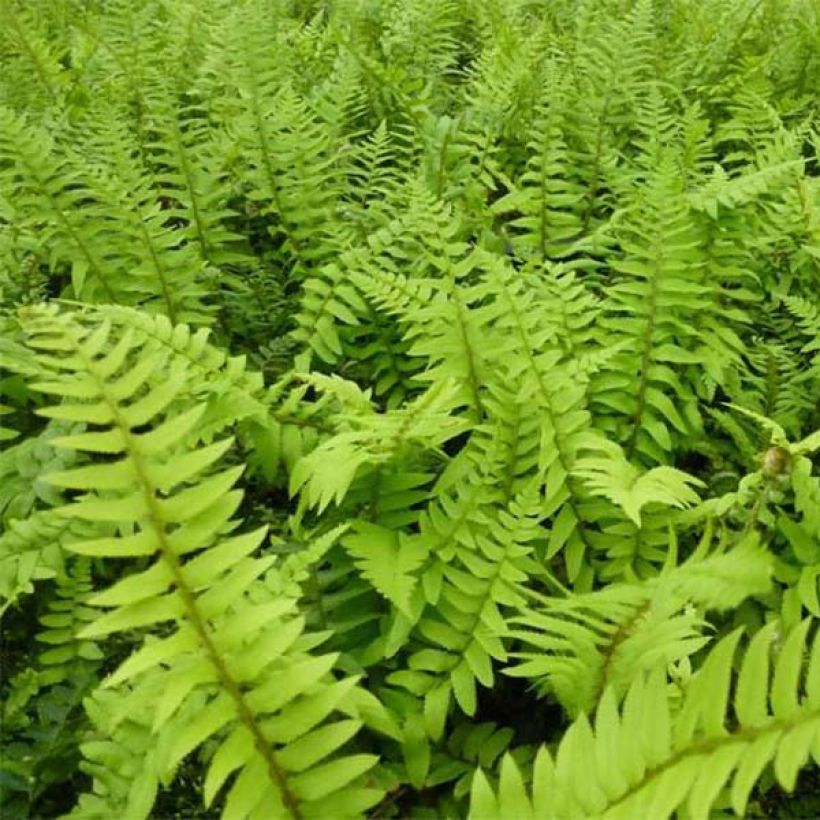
[19,305,387,819]
[472,620,820,820]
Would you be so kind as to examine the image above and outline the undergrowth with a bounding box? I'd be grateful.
[1,1,819,818]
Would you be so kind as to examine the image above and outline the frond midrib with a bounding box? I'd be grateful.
[603,704,820,816]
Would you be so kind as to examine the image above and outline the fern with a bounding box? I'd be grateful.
[0,108,119,303]
[572,441,704,528]
[471,619,820,819]
[590,150,706,465]
[0,512,89,615]
[290,375,467,513]
[3,2,820,817]
[1,558,102,815]
[490,74,587,264]
[0,0,69,110]
[477,252,604,585]
[507,535,772,716]
[18,305,388,818]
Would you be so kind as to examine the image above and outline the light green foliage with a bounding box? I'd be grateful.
[1,1,819,818]
[507,535,773,716]
[13,305,386,818]
[470,621,820,820]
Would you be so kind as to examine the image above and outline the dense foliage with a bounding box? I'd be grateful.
[1,0,819,817]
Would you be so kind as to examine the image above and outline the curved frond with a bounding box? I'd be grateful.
[19,305,385,819]
[472,619,820,820]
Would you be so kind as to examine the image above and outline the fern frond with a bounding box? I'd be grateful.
[591,150,705,464]
[0,511,94,615]
[67,688,162,820]
[507,535,772,716]
[491,77,586,264]
[430,720,516,800]
[478,251,604,584]
[688,160,803,218]
[0,0,70,110]
[19,305,385,819]
[290,376,467,513]
[472,619,820,819]
[140,82,248,274]
[219,17,349,278]
[341,120,412,235]
[0,553,102,814]
[379,0,465,104]
[35,558,102,686]
[402,488,543,719]
[296,181,497,414]
[726,339,816,440]
[76,303,270,441]
[782,294,820,381]
[0,420,78,521]
[573,442,704,528]
[0,107,118,303]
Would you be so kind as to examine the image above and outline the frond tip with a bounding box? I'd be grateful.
[573,442,704,526]
[471,619,820,820]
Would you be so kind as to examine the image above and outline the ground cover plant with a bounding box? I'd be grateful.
[1,0,819,817]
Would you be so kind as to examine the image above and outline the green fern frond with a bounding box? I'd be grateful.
[221,41,348,277]
[68,688,162,820]
[0,420,78,522]
[139,82,250,274]
[472,618,820,820]
[491,77,586,264]
[291,377,467,513]
[0,511,94,615]
[726,340,816,440]
[688,160,803,218]
[591,150,705,464]
[35,558,102,686]
[478,251,604,584]
[0,107,118,303]
[78,304,270,441]
[781,294,820,382]
[573,442,704,528]
[401,488,543,719]
[507,535,772,716]
[341,120,412,234]
[0,554,103,814]
[0,0,70,110]
[19,305,385,819]
[430,720,516,801]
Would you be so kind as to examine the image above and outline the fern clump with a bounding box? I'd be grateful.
[1,1,819,818]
